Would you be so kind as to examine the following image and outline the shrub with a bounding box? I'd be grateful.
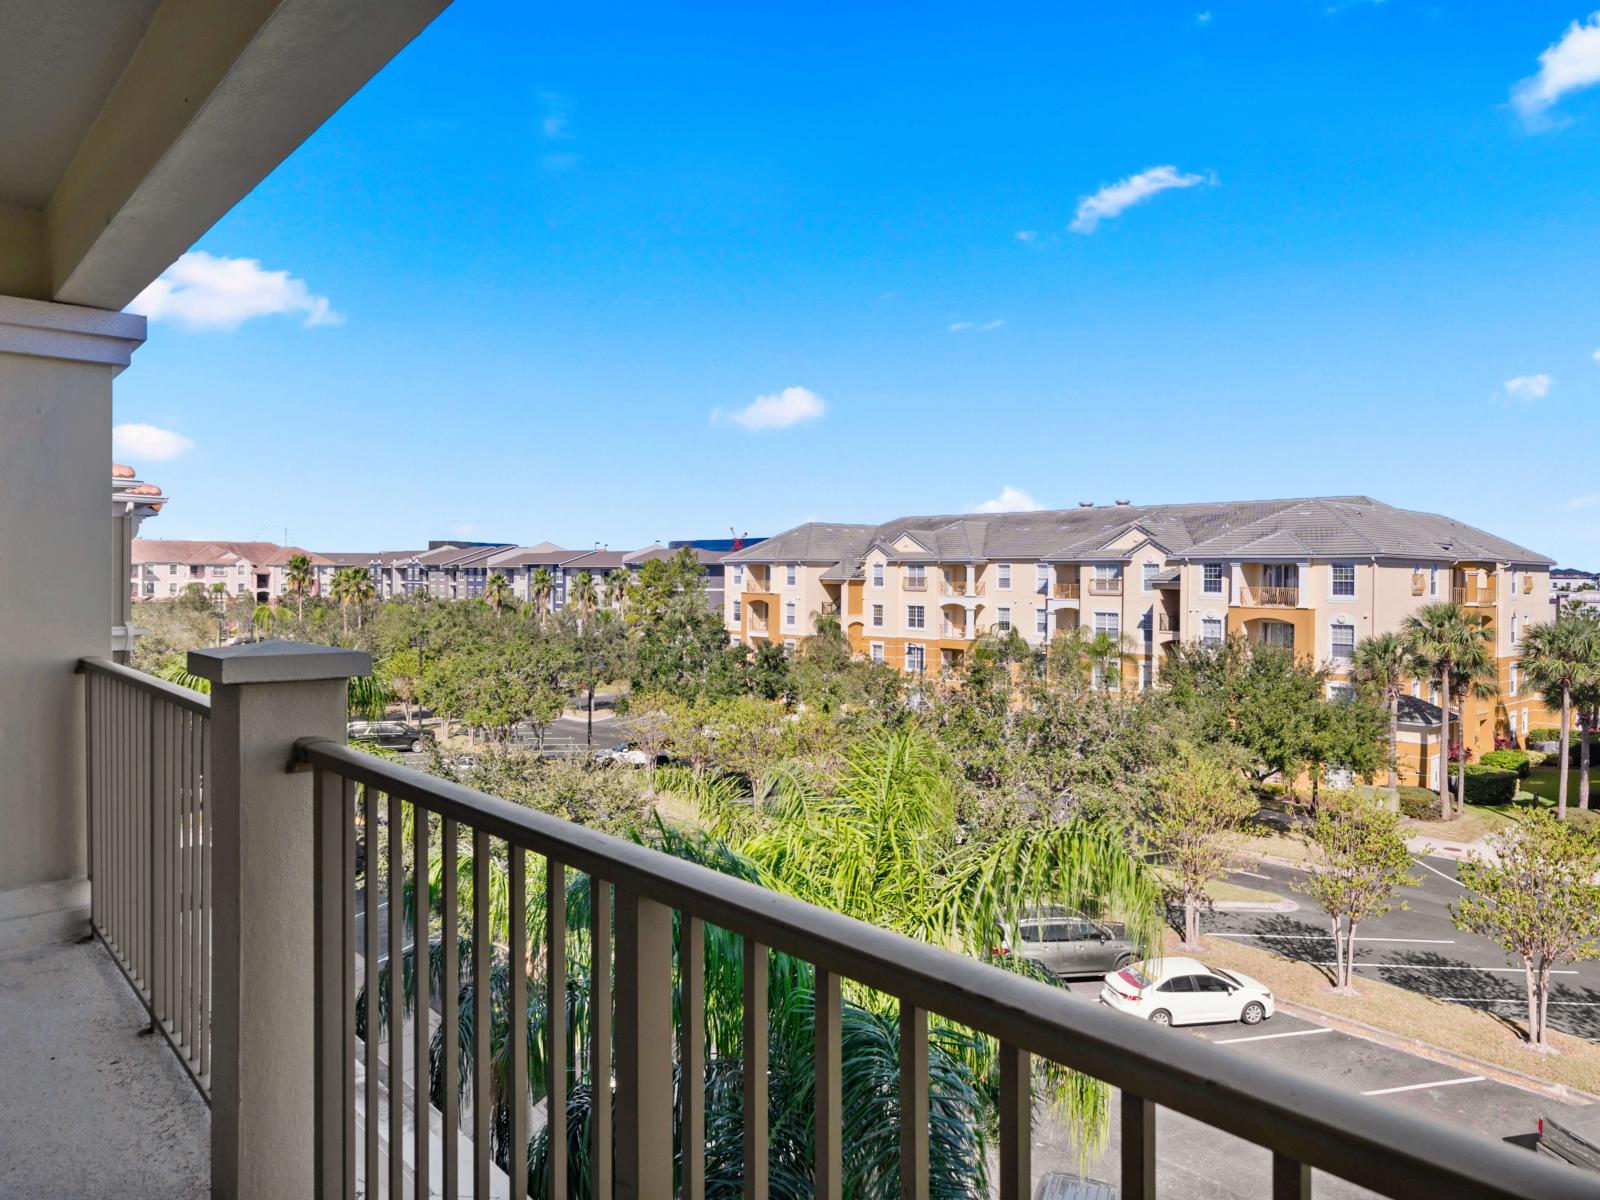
[1528,727,1561,744]
[1450,765,1519,806]
[1480,749,1532,778]
[1397,786,1442,820]
[1524,749,1551,768]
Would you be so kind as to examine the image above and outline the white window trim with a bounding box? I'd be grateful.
[1329,561,1357,601]
[905,643,926,673]
[997,606,1012,631]
[1329,621,1355,661]
[871,604,884,628]
[1094,610,1120,637]
[1141,561,1159,594]
[870,642,884,663]
[1202,562,1224,596]
[871,561,884,588]
[906,604,926,630]
[786,563,797,587]
[1200,615,1224,646]
[997,563,1012,589]
[784,601,796,627]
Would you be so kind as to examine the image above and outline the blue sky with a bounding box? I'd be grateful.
[115,2,1600,564]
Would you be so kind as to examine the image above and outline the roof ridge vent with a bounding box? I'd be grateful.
[1114,499,1131,506]
[1078,501,1095,508]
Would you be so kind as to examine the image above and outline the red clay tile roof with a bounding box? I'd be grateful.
[112,463,135,478]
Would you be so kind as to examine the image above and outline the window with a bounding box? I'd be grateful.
[1142,561,1159,593]
[905,564,926,588]
[786,563,797,587]
[997,606,1011,631]
[1036,563,1050,594]
[1328,682,1355,703]
[906,605,926,630]
[784,639,797,653]
[1429,565,1439,596]
[1509,662,1519,697]
[733,565,743,586]
[1260,621,1294,650]
[1094,611,1119,638]
[733,599,742,621]
[1095,564,1120,583]
[1201,617,1223,646]
[1202,563,1223,594]
[1035,607,1047,635]
[1194,976,1231,995]
[168,583,177,595]
[1157,976,1195,994]
[870,642,884,664]
[1331,562,1355,598]
[1141,661,1155,690]
[1139,611,1153,642]
[872,603,884,628]
[872,561,884,588]
[784,601,796,627]
[905,644,925,673]
[997,563,1012,589]
[1510,613,1519,645]
[1330,622,1355,661]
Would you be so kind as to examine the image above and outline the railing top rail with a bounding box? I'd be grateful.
[78,656,211,716]
[295,735,1590,1200]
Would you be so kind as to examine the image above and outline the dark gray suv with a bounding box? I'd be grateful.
[998,911,1136,978]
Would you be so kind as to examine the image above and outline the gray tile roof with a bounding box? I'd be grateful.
[727,497,1551,573]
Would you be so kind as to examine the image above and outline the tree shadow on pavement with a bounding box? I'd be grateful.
[1222,913,1337,985]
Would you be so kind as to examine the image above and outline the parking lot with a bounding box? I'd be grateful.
[1036,989,1569,1198]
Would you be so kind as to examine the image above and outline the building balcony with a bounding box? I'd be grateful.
[1087,578,1123,596]
[940,622,971,640]
[1053,582,1081,599]
[1238,585,1300,608]
[1452,585,1495,606]
[903,577,929,591]
[940,579,986,597]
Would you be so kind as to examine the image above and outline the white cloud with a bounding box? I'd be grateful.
[948,321,974,333]
[1195,11,1212,24]
[1512,13,1600,126]
[1592,347,1600,364]
[949,319,1004,333]
[540,91,574,139]
[1503,373,1554,402]
[715,386,827,432]
[1015,230,1039,243]
[1567,494,1600,511]
[1070,165,1216,234]
[128,252,343,332]
[972,486,1043,514]
[112,423,195,462]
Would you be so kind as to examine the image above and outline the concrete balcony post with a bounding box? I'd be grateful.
[188,641,370,1200]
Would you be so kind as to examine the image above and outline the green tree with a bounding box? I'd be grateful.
[1047,625,1131,696]
[380,646,423,724]
[569,571,598,627]
[604,567,630,612]
[252,603,275,639]
[1353,632,1410,797]
[747,641,792,702]
[284,553,315,621]
[1401,603,1492,820]
[1522,610,1600,819]
[1453,810,1600,1050]
[1295,794,1417,993]
[553,608,629,748]
[630,588,743,702]
[1574,677,1600,812]
[1143,742,1256,948]
[330,566,363,635]
[485,571,512,614]
[1305,687,1388,807]
[529,566,556,617]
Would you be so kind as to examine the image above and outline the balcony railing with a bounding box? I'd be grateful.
[1086,578,1123,596]
[81,658,213,1097]
[941,623,970,639]
[285,740,1585,1200]
[1053,582,1081,599]
[1239,585,1299,607]
[1157,612,1179,633]
[903,576,928,591]
[940,579,985,597]
[1452,585,1495,606]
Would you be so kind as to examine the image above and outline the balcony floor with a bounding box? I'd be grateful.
[0,933,208,1199]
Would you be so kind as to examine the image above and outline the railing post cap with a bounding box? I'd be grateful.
[187,641,371,686]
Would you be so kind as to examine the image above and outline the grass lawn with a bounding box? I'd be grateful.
[1233,825,1324,868]
[1151,868,1283,907]
[1399,802,1519,844]
[1521,764,1597,810]
[1183,930,1600,1095]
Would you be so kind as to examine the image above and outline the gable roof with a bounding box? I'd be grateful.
[132,539,329,567]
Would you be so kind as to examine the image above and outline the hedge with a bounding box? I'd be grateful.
[1397,786,1443,820]
[1528,727,1562,744]
[1479,749,1532,778]
[1449,765,1520,806]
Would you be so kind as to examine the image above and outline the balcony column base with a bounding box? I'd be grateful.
[189,641,371,1200]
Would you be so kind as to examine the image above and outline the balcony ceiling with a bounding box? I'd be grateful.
[0,0,451,310]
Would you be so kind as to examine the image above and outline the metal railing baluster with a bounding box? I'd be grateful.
[743,939,768,1200]
[813,967,841,1200]
[509,845,529,1198]
[313,767,344,1200]
[442,818,460,1200]
[545,857,568,1200]
[1274,1154,1311,1200]
[680,915,706,1200]
[614,887,671,1199]
[998,1043,1030,1200]
[364,785,380,1197]
[590,877,613,1200]
[414,805,431,1198]
[899,1003,928,1200]
[388,790,404,1200]
[1123,1092,1155,1200]
[472,828,491,1199]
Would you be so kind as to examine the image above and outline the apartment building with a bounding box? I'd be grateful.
[724,496,1556,775]
[131,539,329,604]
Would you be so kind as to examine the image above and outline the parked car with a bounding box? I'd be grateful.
[995,909,1136,978]
[346,720,431,752]
[592,742,655,767]
[1099,956,1274,1027]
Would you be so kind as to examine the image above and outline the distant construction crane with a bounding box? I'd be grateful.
[729,526,749,550]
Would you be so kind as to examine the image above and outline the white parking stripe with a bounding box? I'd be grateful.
[1439,997,1600,1006]
[1412,857,1466,887]
[1362,1075,1484,1096]
[1213,1027,1334,1045]
[1229,869,1272,879]
[1210,934,1456,944]
[1308,962,1578,975]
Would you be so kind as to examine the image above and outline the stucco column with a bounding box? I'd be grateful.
[189,641,370,1200]
[0,296,144,908]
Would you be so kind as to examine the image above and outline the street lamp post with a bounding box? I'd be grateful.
[410,631,429,725]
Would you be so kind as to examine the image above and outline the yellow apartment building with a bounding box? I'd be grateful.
[723,496,1556,782]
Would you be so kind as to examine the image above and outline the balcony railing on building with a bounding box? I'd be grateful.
[1157,612,1179,633]
[903,575,929,592]
[70,649,1599,1200]
[1452,583,1495,606]
[1239,585,1299,607]
[1087,578,1123,596]
[940,579,986,597]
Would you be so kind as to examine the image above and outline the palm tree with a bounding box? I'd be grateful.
[1522,611,1600,819]
[1401,603,1491,819]
[1444,638,1497,817]
[1573,677,1600,812]
[529,567,556,617]
[351,569,376,628]
[485,571,512,614]
[1047,625,1133,695]
[1353,632,1409,799]
[284,553,314,621]
[329,567,361,635]
[604,568,630,613]
[569,572,598,628]
[251,603,275,640]
[367,733,1159,1194]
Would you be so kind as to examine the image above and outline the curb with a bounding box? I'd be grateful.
[1277,998,1600,1107]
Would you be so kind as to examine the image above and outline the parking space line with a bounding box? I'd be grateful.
[1229,869,1272,880]
[1310,962,1578,975]
[1213,1027,1334,1045]
[1210,934,1456,944]
[1361,1075,1484,1096]
[1439,997,1600,1006]
[1412,857,1465,887]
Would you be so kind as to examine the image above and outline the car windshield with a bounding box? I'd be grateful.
[1206,966,1240,987]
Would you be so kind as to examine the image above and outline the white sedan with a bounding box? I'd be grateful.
[1099,956,1275,1027]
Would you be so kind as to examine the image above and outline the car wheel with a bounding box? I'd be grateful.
[1149,1009,1172,1026]
[1113,954,1132,972]
[1240,1001,1266,1026]
[409,739,422,753]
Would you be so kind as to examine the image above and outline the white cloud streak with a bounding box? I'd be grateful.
[1567,493,1600,511]
[1512,12,1600,126]
[949,319,1004,333]
[1070,165,1215,234]
[1503,373,1553,402]
[972,486,1043,514]
[128,252,342,332]
[715,386,827,432]
[113,423,195,462]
